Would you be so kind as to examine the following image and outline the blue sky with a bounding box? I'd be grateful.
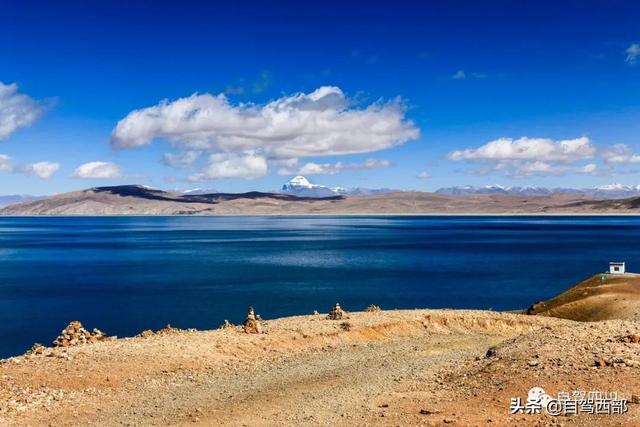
[2,0,640,194]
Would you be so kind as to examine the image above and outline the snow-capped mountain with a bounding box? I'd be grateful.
[280,176,340,198]
[280,176,399,198]
[435,184,640,199]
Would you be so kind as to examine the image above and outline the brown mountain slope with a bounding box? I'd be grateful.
[528,273,640,321]
[1,184,636,215]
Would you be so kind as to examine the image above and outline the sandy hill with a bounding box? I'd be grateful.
[528,273,640,321]
[2,184,638,215]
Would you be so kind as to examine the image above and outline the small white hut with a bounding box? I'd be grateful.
[609,262,626,274]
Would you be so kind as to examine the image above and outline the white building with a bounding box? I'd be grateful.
[609,262,626,274]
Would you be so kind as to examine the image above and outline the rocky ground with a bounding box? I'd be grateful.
[2,308,640,426]
[528,273,640,321]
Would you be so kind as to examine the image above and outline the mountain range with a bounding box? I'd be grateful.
[3,183,640,215]
[435,184,640,199]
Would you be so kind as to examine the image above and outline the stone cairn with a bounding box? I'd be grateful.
[365,304,382,312]
[219,319,235,330]
[243,307,262,334]
[52,321,108,347]
[327,303,346,320]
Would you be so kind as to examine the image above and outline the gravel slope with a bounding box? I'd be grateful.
[2,309,639,426]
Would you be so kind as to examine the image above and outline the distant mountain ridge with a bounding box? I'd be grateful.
[5,184,640,215]
[435,184,640,199]
[0,195,43,208]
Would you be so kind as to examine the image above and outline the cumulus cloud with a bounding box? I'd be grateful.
[189,153,268,181]
[0,156,60,179]
[278,158,391,176]
[510,161,597,177]
[449,136,598,177]
[21,161,60,179]
[449,136,595,162]
[111,86,418,179]
[73,161,122,179]
[417,171,431,179]
[602,144,640,163]
[626,44,640,63]
[0,81,51,140]
[163,151,199,168]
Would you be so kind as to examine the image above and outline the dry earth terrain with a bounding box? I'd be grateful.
[2,301,640,426]
[528,273,640,321]
[3,185,640,215]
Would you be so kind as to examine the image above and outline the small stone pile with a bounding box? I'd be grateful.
[243,307,262,334]
[26,343,47,356]
[52,321,108,347]
[327,303,346,320]
[219,320,235,330]
[137,329,155,338]
[136,324,194,338]
[365,304,382,312]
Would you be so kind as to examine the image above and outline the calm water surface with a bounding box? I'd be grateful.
[1,215,639,358]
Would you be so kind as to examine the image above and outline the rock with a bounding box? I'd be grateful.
[527,359,539,367]
[137,329,155,338]
[486,347,498,358]
[219,320,235,330]
[595,358,607,368]
[243,307,262,334]
[26,343,46,356]
[327,303,346,320]
[365,304,382,312]
[631,395,640,404]
[52,321,108,347]
[155,324,181,335]
[617,334,640,343]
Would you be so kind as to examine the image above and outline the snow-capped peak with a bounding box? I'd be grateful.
[286,175,314,189]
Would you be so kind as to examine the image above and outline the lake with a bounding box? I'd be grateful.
[0,215,638,358]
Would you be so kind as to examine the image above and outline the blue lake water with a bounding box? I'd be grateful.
[1,215,639,358]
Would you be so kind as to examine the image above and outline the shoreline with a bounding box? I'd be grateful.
[3,212,640,217]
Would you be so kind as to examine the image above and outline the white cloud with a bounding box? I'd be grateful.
[626,43,640,63]
[509,161,597,177]
[277,158,391,175]
[189,153,268,180]
[73,161,122,179]
[0,81,51,140]
[111,87,419,167]
[417,171,431,179]
[602,144,640,163]
[449,136,595,162]
[22,161,60,179]
[163,151,199,168]
[0,154,12,172]
[449,136,598,177]
[452,70,466,80]
[0,156,61,179]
